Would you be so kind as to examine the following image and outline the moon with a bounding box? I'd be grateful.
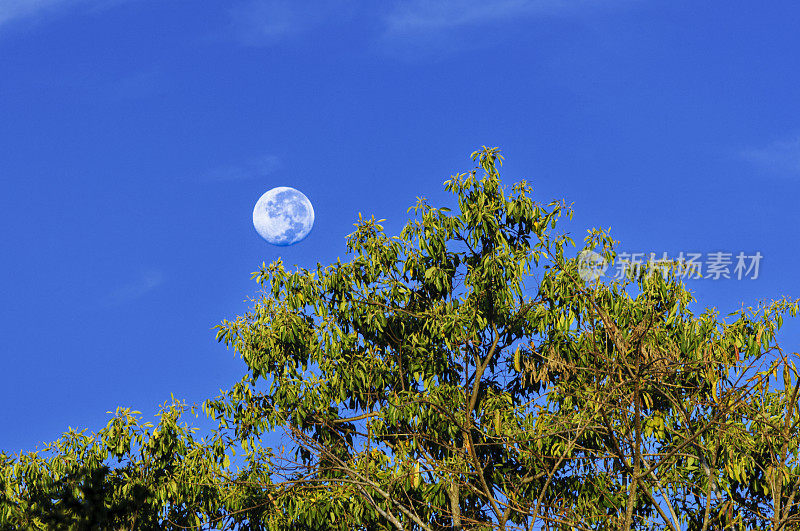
[252,187,315,246]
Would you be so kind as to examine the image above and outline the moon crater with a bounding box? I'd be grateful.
[252,187,315,246]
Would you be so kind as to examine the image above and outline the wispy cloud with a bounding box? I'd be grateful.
[202,154,281,183]
[226,0,627,53]
[384,0,591,35]
[377,0,615,59]
[0,0,133,32]
[108,270,163,305]
[741,136,800,176]
[228,0,353,46]
[0,0,75,27]
[229,0,301,44]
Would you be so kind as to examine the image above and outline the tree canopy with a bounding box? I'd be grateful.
[2,147,800,530]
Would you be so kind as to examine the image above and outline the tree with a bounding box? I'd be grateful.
[2,147,799,530]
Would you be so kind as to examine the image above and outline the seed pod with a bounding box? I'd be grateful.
[494,410,501,435]
[513,347,522,373]
[413,463,421,488]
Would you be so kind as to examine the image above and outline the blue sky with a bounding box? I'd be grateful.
[1,0,799,453]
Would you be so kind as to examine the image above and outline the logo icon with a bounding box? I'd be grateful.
[577,250,608,281]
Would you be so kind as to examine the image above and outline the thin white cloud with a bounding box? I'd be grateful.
[229,0,300,44]
[0,0,133,32]
[108,270,163,305]
[377,0,634,59]
[203,154,281,183]
[384,0,578,34]
[0,0,75,27]
[226,0,629,53]
[382,0,628,35]
[742,136,800,176]
[229,0,354,46]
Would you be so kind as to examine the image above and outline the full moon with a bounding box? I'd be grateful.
[252,187,315,246]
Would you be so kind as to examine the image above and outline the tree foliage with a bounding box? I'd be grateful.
[3,147,800,530]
